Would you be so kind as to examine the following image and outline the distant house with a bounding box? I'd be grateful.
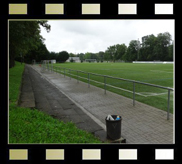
[41,59,56,64]
[51,59,56,64]
[67,57,80,63]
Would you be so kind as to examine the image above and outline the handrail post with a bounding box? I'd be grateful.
[88,73,90,88]
[77,71,79,83]
[70,69,71,80]
[167,89,170,120]
[64,68,65,77]
[104,76,106,94]
[133,81,135,106]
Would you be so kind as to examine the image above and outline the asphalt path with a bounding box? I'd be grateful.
[19,65,106,142]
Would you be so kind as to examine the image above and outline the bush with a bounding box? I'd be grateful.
[70,58,74,63]
[56,51,69,63]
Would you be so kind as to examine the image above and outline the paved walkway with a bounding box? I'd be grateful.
[19,65,106,142]
[31,64,173,144]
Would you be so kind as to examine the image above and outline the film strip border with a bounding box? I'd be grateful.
[6,1,177,163]
[8,148,175,160]
[8,3,174,15]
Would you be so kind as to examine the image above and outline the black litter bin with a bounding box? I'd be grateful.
[105,115,122,140]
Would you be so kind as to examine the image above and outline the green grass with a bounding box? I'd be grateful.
[9,61,101,143]
[9,62,25,104]
[53,62,174,113]
[9,105,101,143]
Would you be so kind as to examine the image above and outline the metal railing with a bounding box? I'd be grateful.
[42,61,174,120]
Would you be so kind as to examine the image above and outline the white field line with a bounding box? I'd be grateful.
[143,91,173,97]
[53,68,172,98]
[164,69,173,71]
[139,92,167,97]
[150,70,173,73]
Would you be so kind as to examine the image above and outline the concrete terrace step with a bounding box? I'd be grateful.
[19,65,35,108]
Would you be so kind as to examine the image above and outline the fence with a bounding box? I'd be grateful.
[42,61,174,120]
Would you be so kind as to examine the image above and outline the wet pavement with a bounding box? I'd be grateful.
[20,64,174,144]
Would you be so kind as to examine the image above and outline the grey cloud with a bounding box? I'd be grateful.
[40,20,174,54]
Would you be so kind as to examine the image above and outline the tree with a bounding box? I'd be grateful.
[24,41,49,63]
[56,51,69,62]
[168,43,173,61]
[125,40,138,61]
[97,51,104,62]
[49,51,58,60]
[154,32,172,60]
[106,45,117,62]
[90,53,98,60]
[69,53,76,57]
[104,50,111,62]
[140,34,157,60]
[77,53,85,62]
[9,21,50,68]
[84,52,91,59]
[139,32,172,61]
[115,44,127,60]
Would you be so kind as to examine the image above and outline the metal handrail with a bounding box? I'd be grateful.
[61,67,173,91]
[42,62,174,120]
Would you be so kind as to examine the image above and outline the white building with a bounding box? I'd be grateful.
[51,59,56,64]
[67,57,80,63]
[42,59,56,64]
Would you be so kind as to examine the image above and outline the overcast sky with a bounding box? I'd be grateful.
[40,20,174,54]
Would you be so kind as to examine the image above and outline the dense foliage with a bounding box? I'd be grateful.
[9,21,173,67]
[9,21,50,67]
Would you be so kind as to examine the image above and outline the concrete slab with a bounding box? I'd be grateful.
[19,101,35,108]
[20,92,34,101]
[94,130,107,142]
[19,66,35,108]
